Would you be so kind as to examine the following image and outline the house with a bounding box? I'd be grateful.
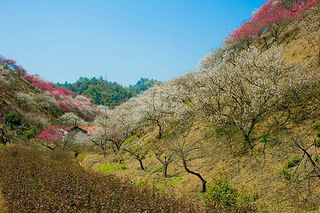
[73,126,96,135]
[71,126,96,144]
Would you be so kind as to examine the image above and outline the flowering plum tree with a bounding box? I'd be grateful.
[58,100,70,112]
[301,3,320,65]
[133,84,186,139]
[90,109,113,158]
[0,56,27,76]
[226,0,319,45]
[21,113,48,134]
[58,112,87,126]
[37,125,72,151]
[15,92,60,115]
[194,46,308,151]
[90,103,137,156]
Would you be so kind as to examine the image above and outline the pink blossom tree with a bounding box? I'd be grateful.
[58,100,70,112]
[37,125,72,151]
[226,0,318,46]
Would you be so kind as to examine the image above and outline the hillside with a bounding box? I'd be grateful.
[79,0,320,212]
[1,0,320,212]
[0,59,107,145]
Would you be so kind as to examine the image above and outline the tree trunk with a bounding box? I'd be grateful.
[157,121,163,139]
[182,159,207,193]
[163,164,168,178]
[0,136,6,145]
[263,37,269,49]
[138,159,145,170]
[42,144,55,151]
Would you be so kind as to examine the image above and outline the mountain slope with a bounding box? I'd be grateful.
[81,1,320,212]
[0,0,320,212]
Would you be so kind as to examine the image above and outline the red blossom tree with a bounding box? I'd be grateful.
[0,57,27,76]
[0,59,16,65]
[226,0,319,45]
[15,65,27,76]
[71,103,80,112]
[37,125,72,150]
[55,87,74,96]
[58,100,70,112]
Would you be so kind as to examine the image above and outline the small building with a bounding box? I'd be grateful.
[72,126,96,144]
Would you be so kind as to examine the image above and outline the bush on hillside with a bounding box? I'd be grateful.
[203,176,257,212]
[4,111,22,127]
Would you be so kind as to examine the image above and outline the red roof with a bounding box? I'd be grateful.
[75,126,96,134]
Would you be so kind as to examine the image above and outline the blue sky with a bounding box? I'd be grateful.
[0,0,266,86]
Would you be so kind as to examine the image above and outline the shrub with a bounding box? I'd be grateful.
[22,129,35,140]
[286,156,301,168]
[313,122,320,147]
[4,112,22,127]
[151,167,164,173]
[203,176,257,212]
[280,156,301,180]
[281,167,292,180]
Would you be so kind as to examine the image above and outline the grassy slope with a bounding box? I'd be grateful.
[81,11,320,212]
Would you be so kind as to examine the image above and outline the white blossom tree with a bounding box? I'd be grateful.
[192,46,309,151]
[90,109,113,158]
[15,92,60,114]
[133,83,187,139]
[58,112,87,126]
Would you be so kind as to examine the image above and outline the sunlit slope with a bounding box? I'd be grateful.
[84,1,320,212]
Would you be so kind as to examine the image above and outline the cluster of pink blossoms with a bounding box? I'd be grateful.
[226,0,319,44]
[0,56,27,76]
[1,56,103,115]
